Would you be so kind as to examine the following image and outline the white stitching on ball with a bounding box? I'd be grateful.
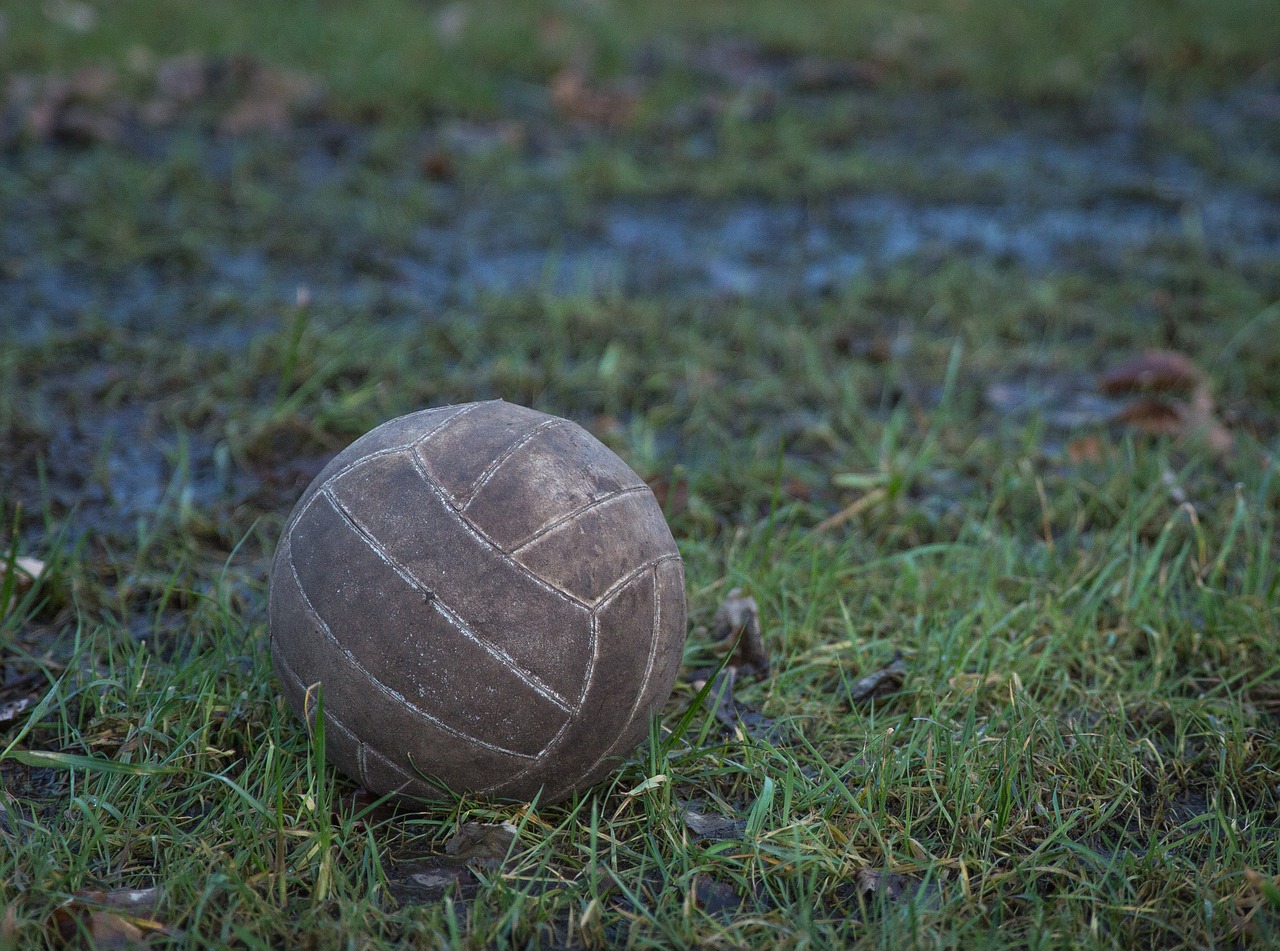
[509,484,651,555]
[459,416,567,509]
[283,530,535,760]
[323,485,574,713]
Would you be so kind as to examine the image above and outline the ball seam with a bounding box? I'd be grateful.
[282,532,536,760]
[509,484,652,556]
[323,486,575,713]
[458,416,567,510]
[404,447,591,608]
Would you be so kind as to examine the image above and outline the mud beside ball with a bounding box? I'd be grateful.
[269,400,686,804]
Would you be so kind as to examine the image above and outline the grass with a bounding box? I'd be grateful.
[3,0,1280,948]
[6,0,1280,111]
[3,261,1279,947]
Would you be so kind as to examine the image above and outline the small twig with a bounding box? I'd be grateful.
[813,488,887,534]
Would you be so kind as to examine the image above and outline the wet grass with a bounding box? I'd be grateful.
[3,1,1280,948]
[3,255,1280,947]
[7,0,1280,110]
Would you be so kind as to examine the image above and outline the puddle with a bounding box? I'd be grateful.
[1,91,1277,340]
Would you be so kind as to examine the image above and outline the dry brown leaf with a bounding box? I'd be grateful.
[711,588,768,675]
[1114,398,1186,436]
[783,478,813,501]
[697,667,787,744]
[1101,351,1233,455]
[683,802,747,840]
[1114,395,1233,454]
[0,696,37,727]
[444,821,517,871]
[1065,434,1107,464]
[1099,350,1204,395]
[419,149,456,181]
[49,897,171,949]
[847,654,907,704]
[549,67,636,127]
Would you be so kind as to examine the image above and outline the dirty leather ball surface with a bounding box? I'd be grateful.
[269,400,686,804]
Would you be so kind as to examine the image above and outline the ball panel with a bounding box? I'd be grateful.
[274,539,536,796]
[326,449,593,698]
[283,403,469,537]
[358,743,443,801]
[515,490,679,604]
[485,561,670,802]
[412,401,553,504]
[270,545,374,790]
[559,557,688,797]
[463,421,648,552]
[644,556,688,727]
[289,490,570,755]
[276,647,379,795]
[275,532,527,756]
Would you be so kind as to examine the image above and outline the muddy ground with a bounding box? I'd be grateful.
[2,84,1279,547]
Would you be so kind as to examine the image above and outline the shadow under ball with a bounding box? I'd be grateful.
[269,400,686,804]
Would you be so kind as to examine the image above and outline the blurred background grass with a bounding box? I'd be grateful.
[6,0,1280,117]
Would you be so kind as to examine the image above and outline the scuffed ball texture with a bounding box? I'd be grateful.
[269,401,686,804]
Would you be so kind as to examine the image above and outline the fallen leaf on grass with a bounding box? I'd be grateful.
[852,868,940,910]
[444,821,518,871]
[419,149,456,181]
[692,876,742,918]
[1099,350,1232,455]
[2,556,46,618]
[1099,350,1204,395]
[710,588,768,676]
[682,801,747,841]
[847,654,908,704]
[47,888,172,948]
[385,860,478,905]
[1065,434,1107,464]
[0,696,36,727]
[1244,869,1280,909]
[694,667,787,744]
[549,67,636,127]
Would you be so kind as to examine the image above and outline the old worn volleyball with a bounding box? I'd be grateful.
[269,400,686,804]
